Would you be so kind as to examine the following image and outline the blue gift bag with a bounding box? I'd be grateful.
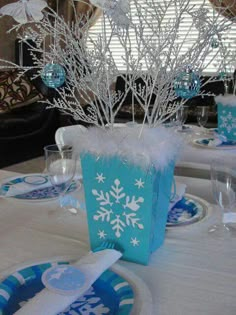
[81,153,175,265]
[217,103,236,141]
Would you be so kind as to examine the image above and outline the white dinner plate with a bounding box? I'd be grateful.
[192,138,236,150]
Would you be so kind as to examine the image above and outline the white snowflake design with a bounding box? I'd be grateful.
[96,173,106,183]
[220,110,236,133]
[98,230,107,239]
[92,178,144,238]
[130,237,140,246]
[60,287,110,315]
[135,178,145,189]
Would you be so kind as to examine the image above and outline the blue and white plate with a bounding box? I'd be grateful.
[193,138,236,150]
[0,261,134,315]
[0,174,78,201]
[167,193,208,226]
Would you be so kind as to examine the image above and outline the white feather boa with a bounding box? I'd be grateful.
[215,95,236,107]
[75,125,183,170]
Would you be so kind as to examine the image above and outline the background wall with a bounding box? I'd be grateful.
[0,0,18,63]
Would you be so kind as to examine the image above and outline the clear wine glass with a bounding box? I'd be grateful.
[196,106,209,130]
[208,158,236,239]
[44,144,77,217]
[175,105,188,131]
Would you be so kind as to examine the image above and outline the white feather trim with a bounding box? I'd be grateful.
[76,125,183,170]
[215,95,236,107]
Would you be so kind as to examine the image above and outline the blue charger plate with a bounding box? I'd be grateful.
[0,261,134,315]
[167,194,207,226]
[0,174,78,201]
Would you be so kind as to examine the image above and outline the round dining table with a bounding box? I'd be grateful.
[0,169,236,315]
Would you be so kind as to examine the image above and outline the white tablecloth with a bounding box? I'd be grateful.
[0,170,236,315]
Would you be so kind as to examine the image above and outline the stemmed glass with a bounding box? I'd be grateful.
[208,158,236,239]
[175,105,188,131]
[196,106,209,131]
[44,144,77,217]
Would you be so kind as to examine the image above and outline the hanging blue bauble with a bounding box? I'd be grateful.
[41,63,66,88]
[210,37,219,49]
[174,68,200,99]
[219,71,227,79]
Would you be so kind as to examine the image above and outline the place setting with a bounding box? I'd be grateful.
[0,246,151,315]
[0,173,79,201]
[193,137,236,150]
[192,100,236,150]
[0,144,83,218]
[0,259,134,315]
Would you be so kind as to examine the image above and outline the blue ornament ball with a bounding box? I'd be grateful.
[174,69,200,99]
[210,37,219,49]
[219,71,227,79]
[41,63,66,88]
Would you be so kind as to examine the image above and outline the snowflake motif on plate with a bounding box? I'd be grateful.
[167,196,204,226]
[59,287,110,315]
[168,207,192,223]
[16,186,60,199]
[15,182,76,200]
[92,176,144,241]
[220,110,236,133]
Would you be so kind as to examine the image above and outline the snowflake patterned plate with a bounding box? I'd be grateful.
[0,174,78,201]
[0,261,134,315]
[193,138,236,150]
[167,193,208,227]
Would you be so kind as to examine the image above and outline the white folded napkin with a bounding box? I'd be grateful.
[208,133,228,147]
[169,182,187,210]
[14,249,122,315]
[208,138,222,147]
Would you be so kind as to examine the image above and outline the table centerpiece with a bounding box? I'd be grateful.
[215,94,236,141]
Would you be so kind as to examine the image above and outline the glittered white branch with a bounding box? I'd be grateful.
[0,0,236,131]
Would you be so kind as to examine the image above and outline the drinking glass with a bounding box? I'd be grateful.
[209,158,236,238]
[196,106,209,129]
[175,105,188,131]
[44,144,77,217]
